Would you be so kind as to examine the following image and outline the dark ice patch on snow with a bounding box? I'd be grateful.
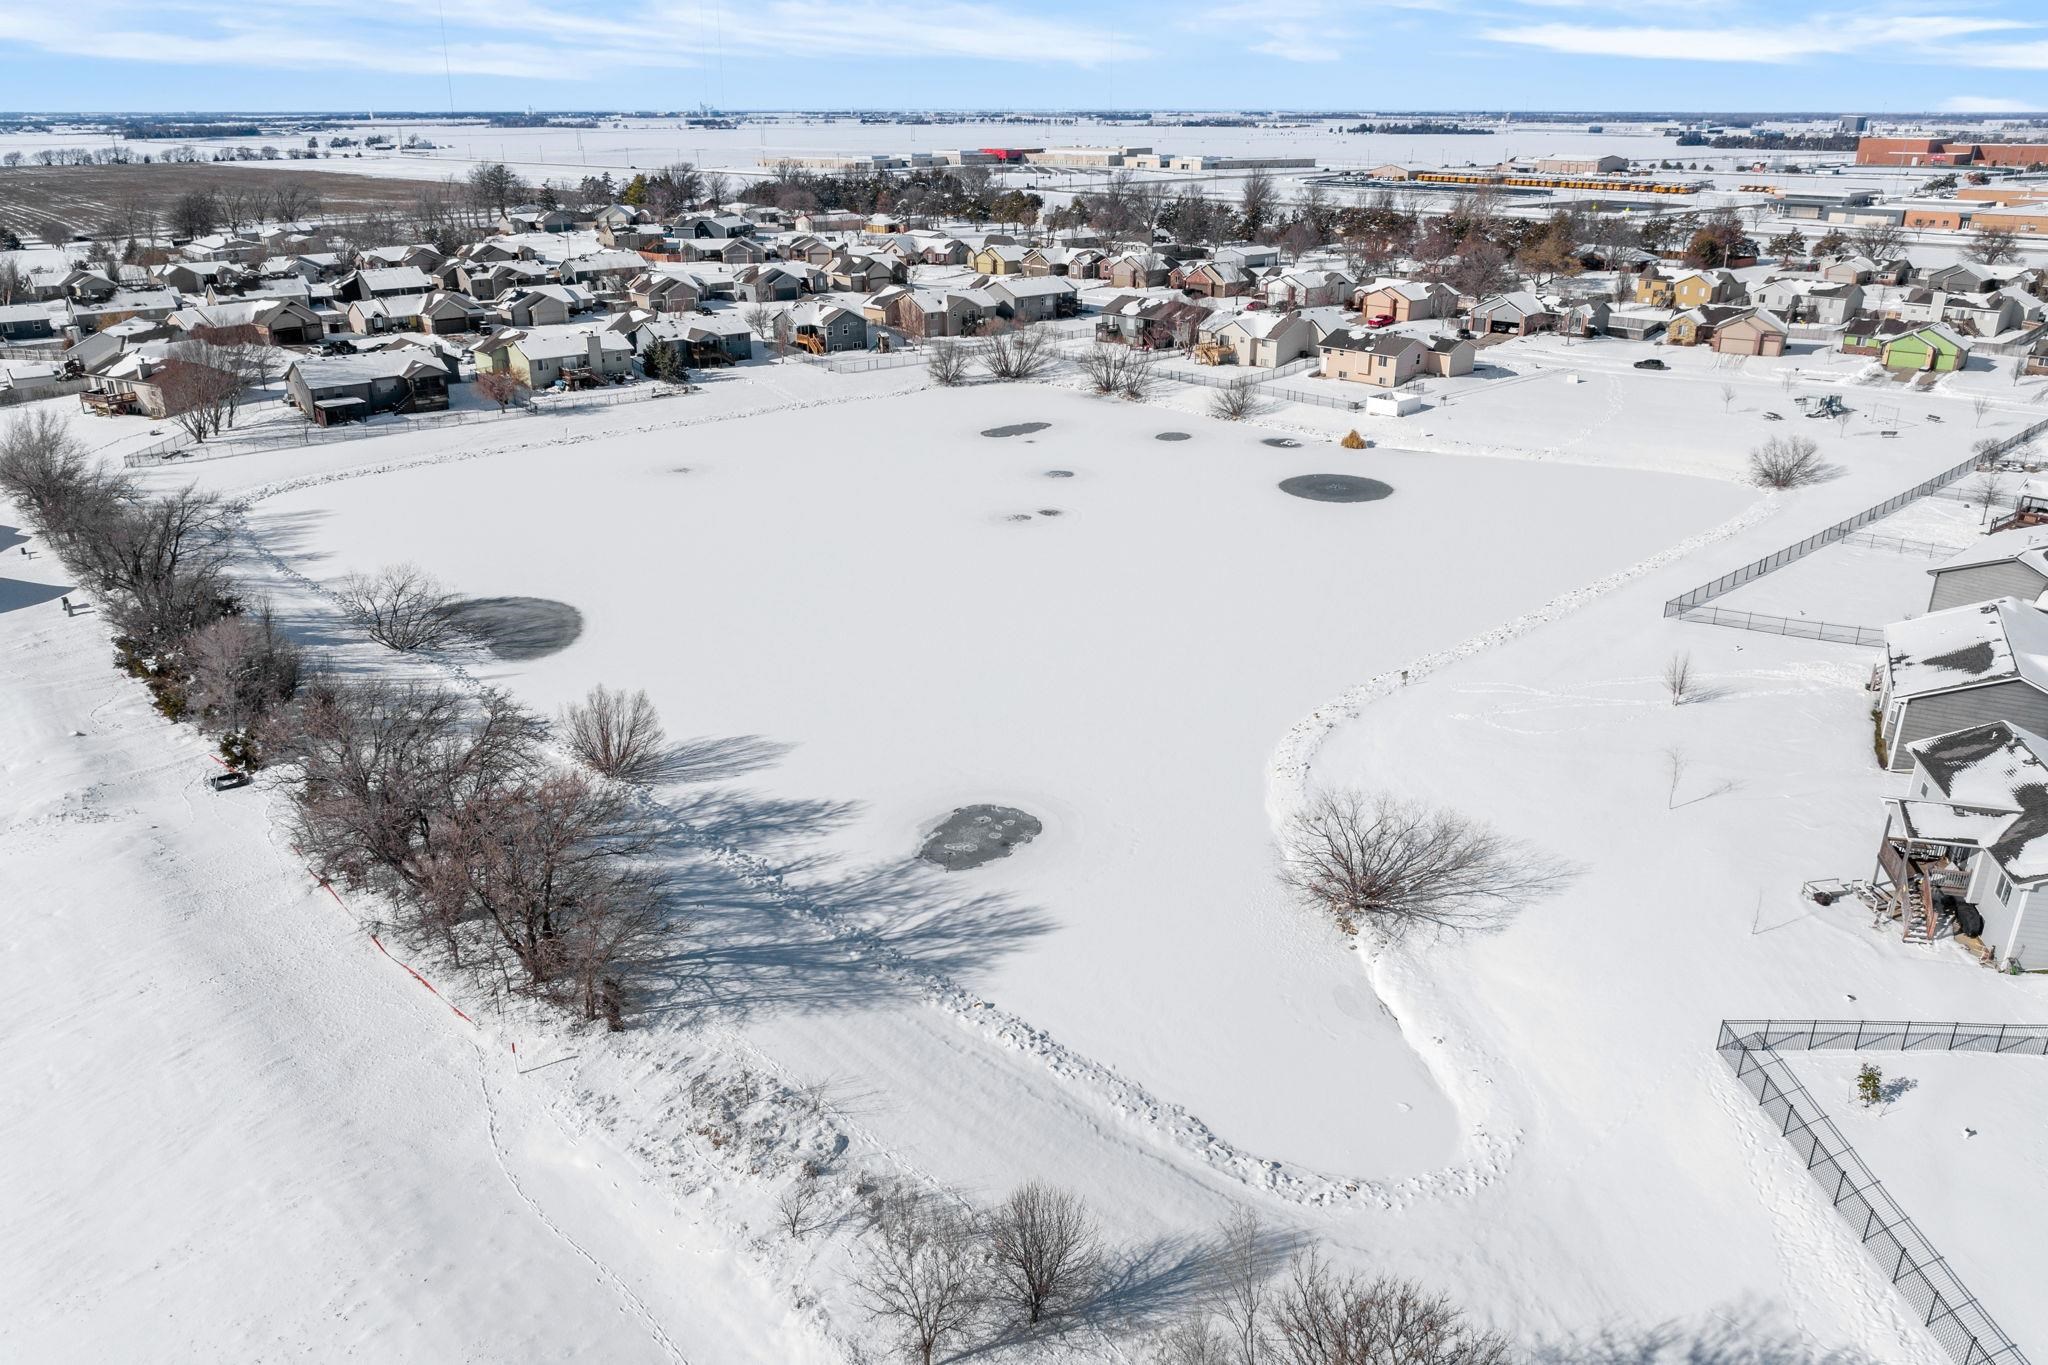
[982,422,1050,438]
[1155,431,1192,442]
[1262,437,1303,449]
[1278,474,1395,504]
[1037,508,1065,517]
[919,805,1043,870]
[440,596,584,660]
[1044,469,1074,478]
[1004,513,1035,522]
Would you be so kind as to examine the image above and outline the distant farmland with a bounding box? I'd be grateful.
[0,162,463,244]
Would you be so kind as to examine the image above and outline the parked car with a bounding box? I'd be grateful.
[1633,357,1667,371]
[1365,314,1395,328]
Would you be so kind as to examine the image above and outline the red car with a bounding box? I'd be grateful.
[1364,313,1395,328]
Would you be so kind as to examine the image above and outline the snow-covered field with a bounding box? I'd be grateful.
[1800,1052,2048,1356]
[232,383,1756,1178]
[8,345,2045,1363]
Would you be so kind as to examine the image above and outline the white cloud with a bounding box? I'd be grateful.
[1939,95,2041,112]
[1483,12,2032,63]
[5,0,1148,79]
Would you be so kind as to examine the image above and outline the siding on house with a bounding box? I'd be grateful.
[1887,678,2048,769]
[1929,560,2048,612]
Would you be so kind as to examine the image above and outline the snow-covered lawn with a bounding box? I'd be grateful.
[0,536,834,1364]
[14,344,2041,1364]
[237,383,1758,1178]
[1800,1051,2048,1356]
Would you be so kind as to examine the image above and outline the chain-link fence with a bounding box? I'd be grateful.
[1717,1020,2037,1365]
[1676,606,1885,647]
[1664,416,2048,628]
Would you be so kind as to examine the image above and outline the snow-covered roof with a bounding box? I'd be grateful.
[496,325,632,361]
[1931,527,2048,576]
[991,276,1078,299]
[1885,596,2048,700]
[1902,721,2048,881]
[288,352,445,389]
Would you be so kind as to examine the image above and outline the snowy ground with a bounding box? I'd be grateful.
[0,533,837,1365]
[1798,1052,2048,1356]
[229,383,1757,1178]
[7,342,2044,1363]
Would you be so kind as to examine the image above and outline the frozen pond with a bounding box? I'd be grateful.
[245,386,1755,1177]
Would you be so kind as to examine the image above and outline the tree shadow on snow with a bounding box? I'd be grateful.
[636,788,1053,1023]
[653,733,797,784]
[1529,1304,1869,1365]
[241,506,338,571]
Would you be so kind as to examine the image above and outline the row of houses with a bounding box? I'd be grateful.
[1869,499,2048,969]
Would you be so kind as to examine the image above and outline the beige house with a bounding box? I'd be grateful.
[1711,308,1790,357]
[1206,310,1318,367]
[474,327,634,388]
[1356,279,1455,322]
[1320,328,1426,387]
[1422,336,1476,377]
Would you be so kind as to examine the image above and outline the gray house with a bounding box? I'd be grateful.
[1927,531,2048,612]
[787,301,866,353]
[1878,596,2048,770]
[285,352,452,425]
[1879,721,2048,967]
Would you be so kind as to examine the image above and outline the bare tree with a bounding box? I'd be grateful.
[1278,789,1571,937]
[776,1165,828,1239]
[443,771,664,1021]
[475,368,530,411]
[854,1196,985,1365]
[926,339,970,387]
[1216,1205,1274,1365]
[1663,745,1688,809]
[984,1182,1100,1327]
[1271,1250,1512,1365]
[334,563,459,650]
[976,322,1056,380]
[1662,650,1693,705]
[1153,1315,1235,1365]
[1967,224,2020,267]
[1719,383,1737,413]
[184,606,304,747]
[1077,342,1130,395]
[1973,396,1993,428]
[742,303,778,343]
[1747,434,1830,489]
[1210,374,1264,422]
[1970,469,2010,524]
[282,681,545,955]
[559,684,669,783]
[1850,221,1906,263]
[1119,349,1159,401]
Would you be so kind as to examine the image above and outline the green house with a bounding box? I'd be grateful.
[1880,325,1971,373]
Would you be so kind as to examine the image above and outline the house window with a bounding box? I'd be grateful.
[1996,873,2013,904]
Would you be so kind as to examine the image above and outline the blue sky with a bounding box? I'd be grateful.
[2,0,2046,114]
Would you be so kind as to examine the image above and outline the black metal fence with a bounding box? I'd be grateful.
[1717,1020,2039,1365]
[1677,606,1885,648]
[1664,415,2048,622]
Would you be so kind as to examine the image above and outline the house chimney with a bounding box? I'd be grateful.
[586,332,604,371]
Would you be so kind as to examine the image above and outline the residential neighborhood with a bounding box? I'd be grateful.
[12,93,2048,1365]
